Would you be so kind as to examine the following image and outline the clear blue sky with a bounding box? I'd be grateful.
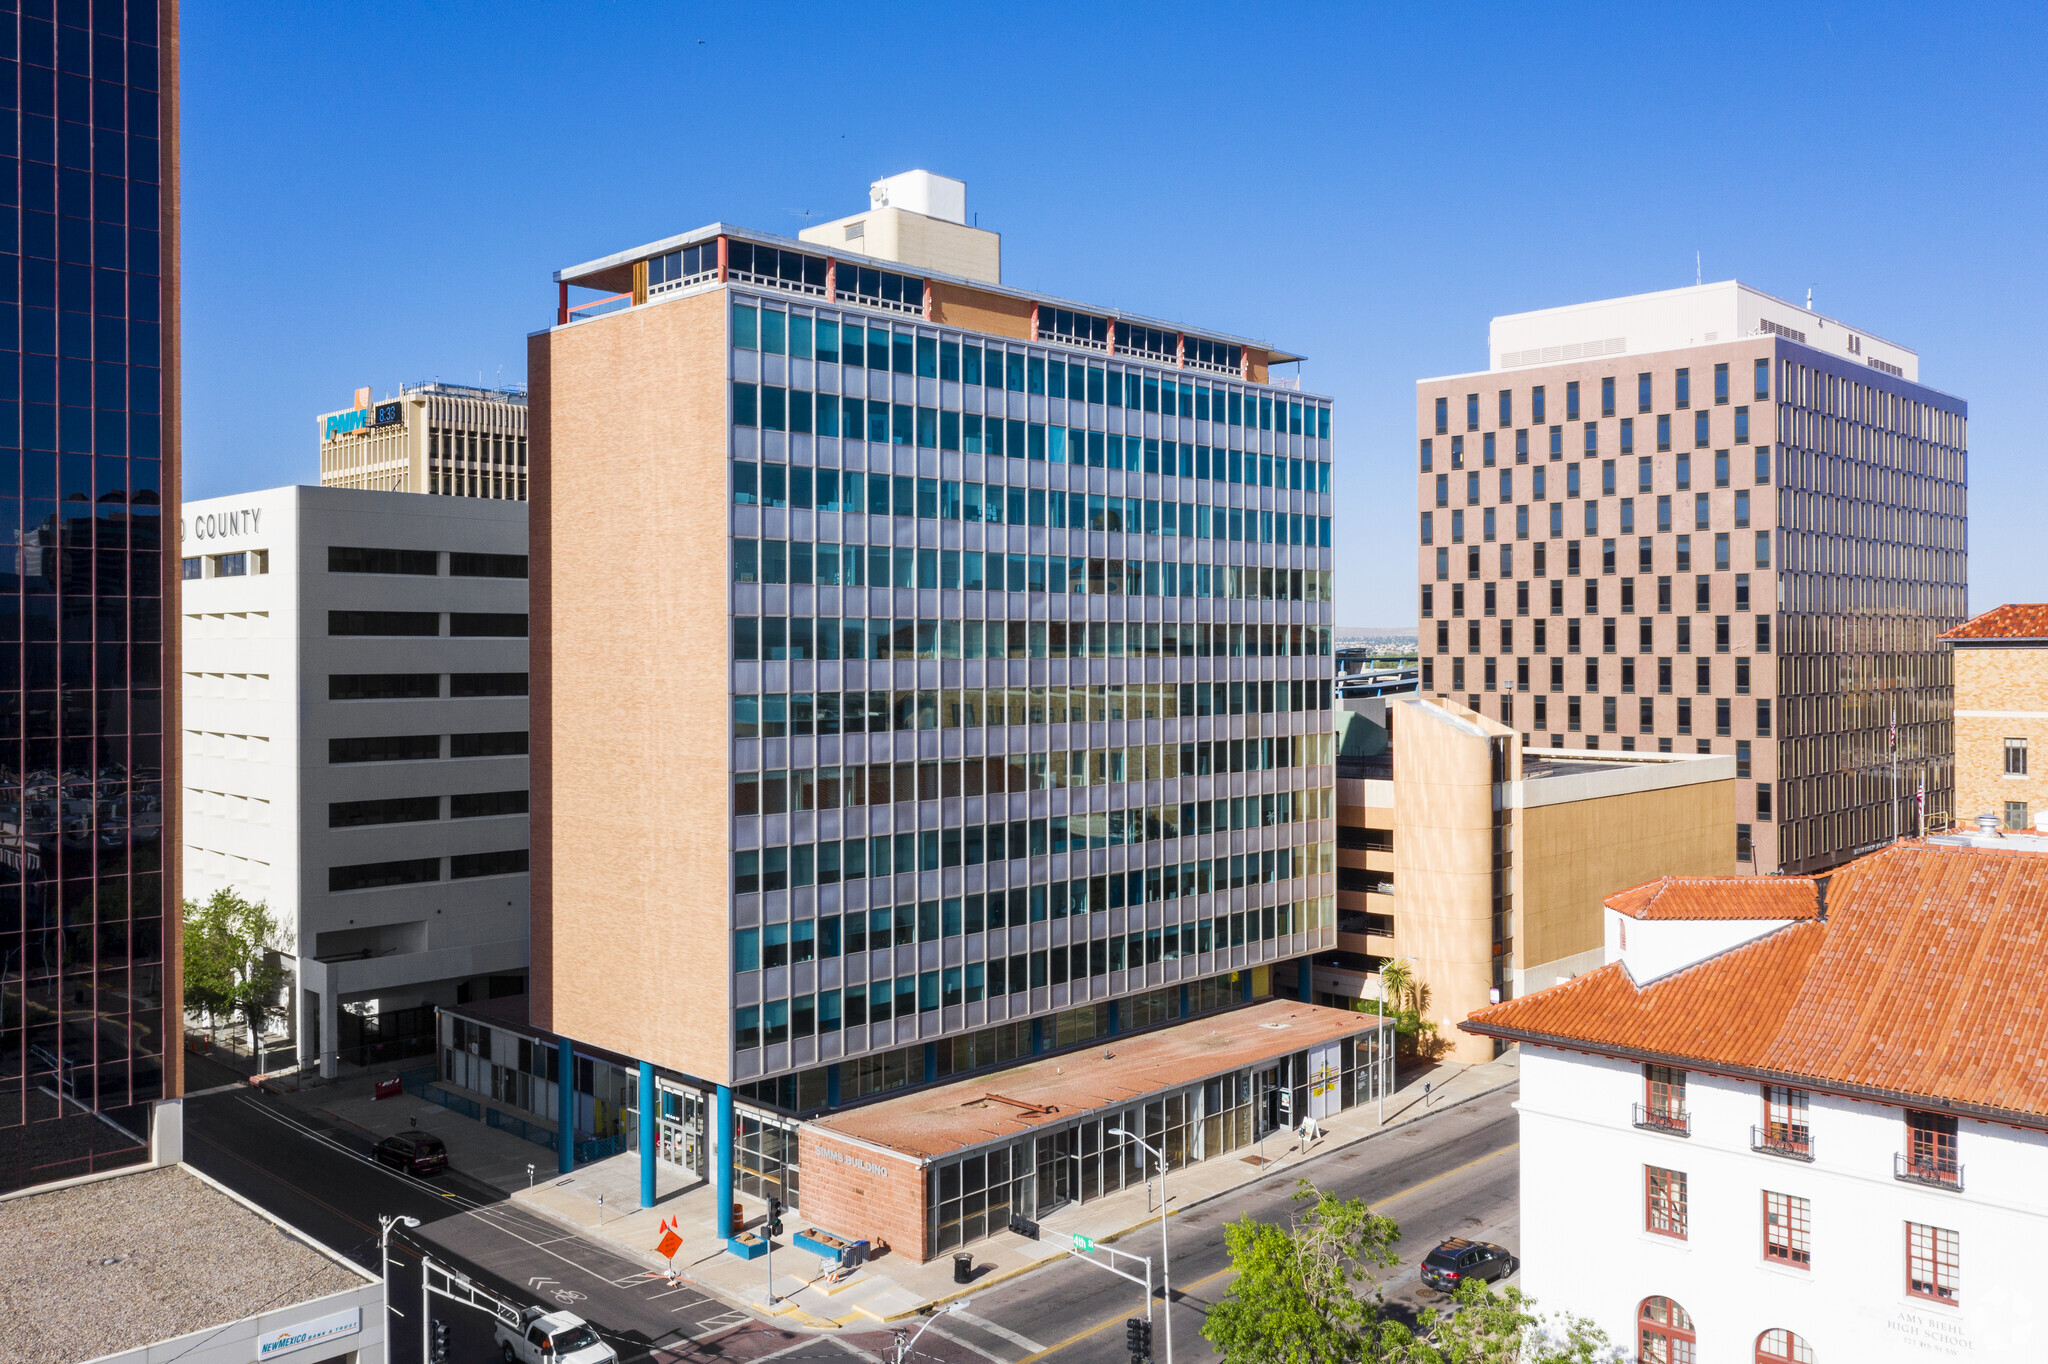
[183,2,2047,622]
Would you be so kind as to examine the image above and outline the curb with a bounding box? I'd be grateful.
[456,1070,1522,1331]
[901,1071,1521,1319]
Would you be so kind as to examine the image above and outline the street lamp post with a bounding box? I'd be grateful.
[377,1214,421,1348]
[894,1298,973,1364]
[1109,1129,1172,1364]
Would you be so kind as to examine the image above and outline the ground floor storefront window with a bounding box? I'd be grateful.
[925,1032,1384,1255]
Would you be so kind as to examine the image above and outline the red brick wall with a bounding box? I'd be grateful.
[799,1129,928,1263]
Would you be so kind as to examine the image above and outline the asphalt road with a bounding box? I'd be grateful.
[184,1056,1515,1364]
[966,1086,1520,1364]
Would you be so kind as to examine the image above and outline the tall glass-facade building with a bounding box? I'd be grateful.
[0,0,178,1190]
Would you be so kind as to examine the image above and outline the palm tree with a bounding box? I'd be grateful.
[1375,959,1412,1018]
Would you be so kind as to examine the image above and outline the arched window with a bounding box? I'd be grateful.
[1757,1329,1813,1364]
[1639,1297,1696,1364]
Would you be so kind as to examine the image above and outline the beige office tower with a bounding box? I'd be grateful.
[1415,282,1968,875]
[1333,697,1734,1059]
[317,380,529,499]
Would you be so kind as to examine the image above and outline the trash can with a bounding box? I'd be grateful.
[953,1253,973,1284]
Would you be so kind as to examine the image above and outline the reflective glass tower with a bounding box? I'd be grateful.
[0,0,178,1190]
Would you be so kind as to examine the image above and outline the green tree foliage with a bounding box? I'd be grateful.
[1204,1182,1610,1364]
[183,889,293,1069]
[1203,1183,1401,1364]
[1355,960,1442,1057]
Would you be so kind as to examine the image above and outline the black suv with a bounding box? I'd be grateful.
[1420,1238,1514,1292]
[374,1132,449,1177]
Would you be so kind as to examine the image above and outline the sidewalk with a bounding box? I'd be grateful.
[511,1048,1521,1329]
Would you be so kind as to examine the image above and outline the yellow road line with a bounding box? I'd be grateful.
[1015,1142,1519,1363]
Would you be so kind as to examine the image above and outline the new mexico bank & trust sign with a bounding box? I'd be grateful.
[182,507,261,543]
[258,1307,361,1359]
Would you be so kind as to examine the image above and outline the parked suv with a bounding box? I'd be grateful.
[1420,1237,1514,1292]
[373,1132,448,1177]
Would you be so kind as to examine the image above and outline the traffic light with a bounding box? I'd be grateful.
[430,1319,450,1364]
[767,1196,784,1237]
[1125,1318,1151,1362]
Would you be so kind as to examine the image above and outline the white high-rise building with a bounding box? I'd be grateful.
[179,486,530,1075]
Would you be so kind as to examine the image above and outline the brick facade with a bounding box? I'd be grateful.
[797,1128,927,1263]
[1950,645,2048,830]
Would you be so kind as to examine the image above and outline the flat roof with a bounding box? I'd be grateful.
[0,1163,373,1364]
[551,221,1309,369]
[811,1000,1380,1162]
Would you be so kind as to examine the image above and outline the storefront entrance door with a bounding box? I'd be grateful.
[657,1086,707,1180]
[1036,1128,1075,1215]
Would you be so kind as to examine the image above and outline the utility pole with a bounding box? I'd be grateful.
[765,1196,785,1305]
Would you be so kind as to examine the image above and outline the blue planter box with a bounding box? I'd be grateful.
[726,1233,767,1261]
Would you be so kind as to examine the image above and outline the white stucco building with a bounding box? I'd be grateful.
[180,485,531,1075]
[1463,842,2048,1362]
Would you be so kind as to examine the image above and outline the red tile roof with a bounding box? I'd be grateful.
[1606,876,1820,921]
[1942,603,2048,642]
[1466,841,2048,1123]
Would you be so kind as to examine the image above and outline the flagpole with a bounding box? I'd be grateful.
[1890,701,1899,842]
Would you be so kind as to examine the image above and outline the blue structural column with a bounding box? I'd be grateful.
[714,1084,735,1241]
[556,1038,576,1175]
[923,1042,938,1083]
[1178,984,1190,1019]
[1030,1018,1045,1054]
[638,1062,656,1209]
[826,1063,841,1109]
[1107,1001,1120,1035]
[1296,958,1312,1002]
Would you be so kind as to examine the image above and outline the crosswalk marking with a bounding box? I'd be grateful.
[924,1318,1009,1364]
[954,1311,1045,1355]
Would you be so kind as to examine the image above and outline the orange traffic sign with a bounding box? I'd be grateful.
[656,1229,682,1260]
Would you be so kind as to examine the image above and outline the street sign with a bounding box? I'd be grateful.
[657,1229,682,1260]
[1071,1234,1096,1253]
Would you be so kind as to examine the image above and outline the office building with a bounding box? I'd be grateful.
[1415,281,1968,875]
[1329,695,1731,1059]
[527,171,1349,1244]
[180,485,530,1078]
[1463,840,2048,1361]
[318,380,529,499]
[1941,603,2048,833]
[0,1,181,1191]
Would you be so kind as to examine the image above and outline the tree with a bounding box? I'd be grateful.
[184,889,293,1072]
[1361,960,1443,1059]
[1205,1183,1613,1364]
[1204,1182,1401,1364]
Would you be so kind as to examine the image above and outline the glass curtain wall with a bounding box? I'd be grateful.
[0,0,173,1192]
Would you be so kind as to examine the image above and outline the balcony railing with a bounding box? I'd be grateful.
[1632,1103,1690,1137]
[1750,1125,1815,1161]
[1895,1151,1964,1190]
